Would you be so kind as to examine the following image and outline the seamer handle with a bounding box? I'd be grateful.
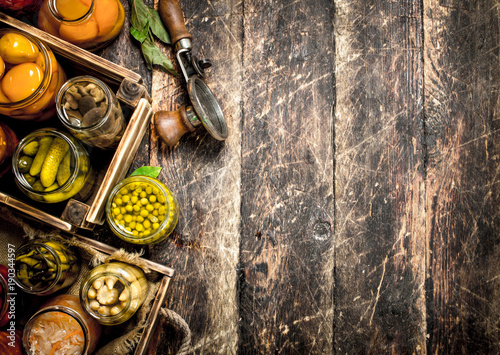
[159,0,192,45]
[154,105,196,147]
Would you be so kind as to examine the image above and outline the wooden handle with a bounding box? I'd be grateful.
[159,0,192,44]
[154,106,196,147]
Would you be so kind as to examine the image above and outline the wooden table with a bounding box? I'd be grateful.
[46,0,500,353]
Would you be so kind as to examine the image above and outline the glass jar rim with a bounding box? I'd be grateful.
[23,305,90,355]
[80,270,133,325]
[14,241,63,294]
[48,0,95,23]
[106,176,176,244]
[56,75,113,131]
[0,29,52,108]
[12,129,81,195]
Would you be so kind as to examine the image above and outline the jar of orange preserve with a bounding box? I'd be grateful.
[0,29,66,121]
[37,0,125,51]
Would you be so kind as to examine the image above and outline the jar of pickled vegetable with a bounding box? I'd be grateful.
[80,261,148,325]
[0,29,66,121]
[0,121,18,178]
[12,128,94,203]
[56,75,126,149]
[106,176,179,245]
[14,239,79,296]
[37,0,125,51]
[23,294,102,355]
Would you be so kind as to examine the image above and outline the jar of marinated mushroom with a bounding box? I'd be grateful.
[56,76,126,149]
[80,261,148,325]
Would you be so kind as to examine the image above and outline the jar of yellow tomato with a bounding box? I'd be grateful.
[0,29,66,121]
[37,0,125,51]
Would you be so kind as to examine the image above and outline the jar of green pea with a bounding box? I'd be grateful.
[105,176,179,244]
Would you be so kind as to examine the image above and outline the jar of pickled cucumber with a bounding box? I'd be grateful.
[106,176,179,245]
[12,128,94,203]
[0,29,66,121]
[14,239,80,296]
[56,75,126,149]
[37,0,125,51]
[80,262,148,325]
[23,294,102,355]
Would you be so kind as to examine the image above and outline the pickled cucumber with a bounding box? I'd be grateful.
[40,137,69,187]
[29,137,53,177]
[56,151,71,186]
[18,156,33,173]
[22,141,39,156]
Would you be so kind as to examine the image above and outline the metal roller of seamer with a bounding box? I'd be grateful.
[154,0,228,147]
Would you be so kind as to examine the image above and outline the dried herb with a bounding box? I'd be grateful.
[128,0,177,75]
[130,166,162,178]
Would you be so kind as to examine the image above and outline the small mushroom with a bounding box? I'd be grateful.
[98,306,111,316]
[77,83,97,96]
[90,300,100,311]
[93,277,104,290]
[90,86,106,103]
[78,95,96,116]
[82,107,107,127]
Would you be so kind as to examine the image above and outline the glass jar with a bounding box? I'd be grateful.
[0,121,18,178]
[23,294,102,355]
[12,128,94,203]
[37,0,125,51]
[106,176,179,245]
[0,29,66,121]
[80,262,148,325]
[56,76,126,149]
[14,239,79,296]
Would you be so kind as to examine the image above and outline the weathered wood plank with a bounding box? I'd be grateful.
[334,0,427,352]
[423,1,500,353]
[239,0,335,352]
[149,0,243,353]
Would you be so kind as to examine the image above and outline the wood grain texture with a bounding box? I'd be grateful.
[423,0,500,353]
[334,0,426,353]
[149,0,242,353]
[239,0,335,352]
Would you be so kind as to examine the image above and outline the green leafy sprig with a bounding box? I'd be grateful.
[128,0,177,75]
[130,166,162,178]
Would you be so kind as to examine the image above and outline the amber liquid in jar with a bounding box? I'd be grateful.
[38,0,125,51]
[0,29,66,121]
[0,121,18,177]
[23,295,102,355]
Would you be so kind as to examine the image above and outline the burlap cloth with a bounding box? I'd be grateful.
[0,206,191,354]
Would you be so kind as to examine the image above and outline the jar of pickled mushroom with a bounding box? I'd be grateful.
[0,29,66,121]
[37,0,125,51]
[106,176,179,245]
[23,294,102,355]
[14,239,80,296]
[12,128,94,203]
[56,75,126,149]
[80,262,148,325]
[0,121,18,178]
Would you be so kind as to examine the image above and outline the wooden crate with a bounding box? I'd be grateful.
[0,12,175,355]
